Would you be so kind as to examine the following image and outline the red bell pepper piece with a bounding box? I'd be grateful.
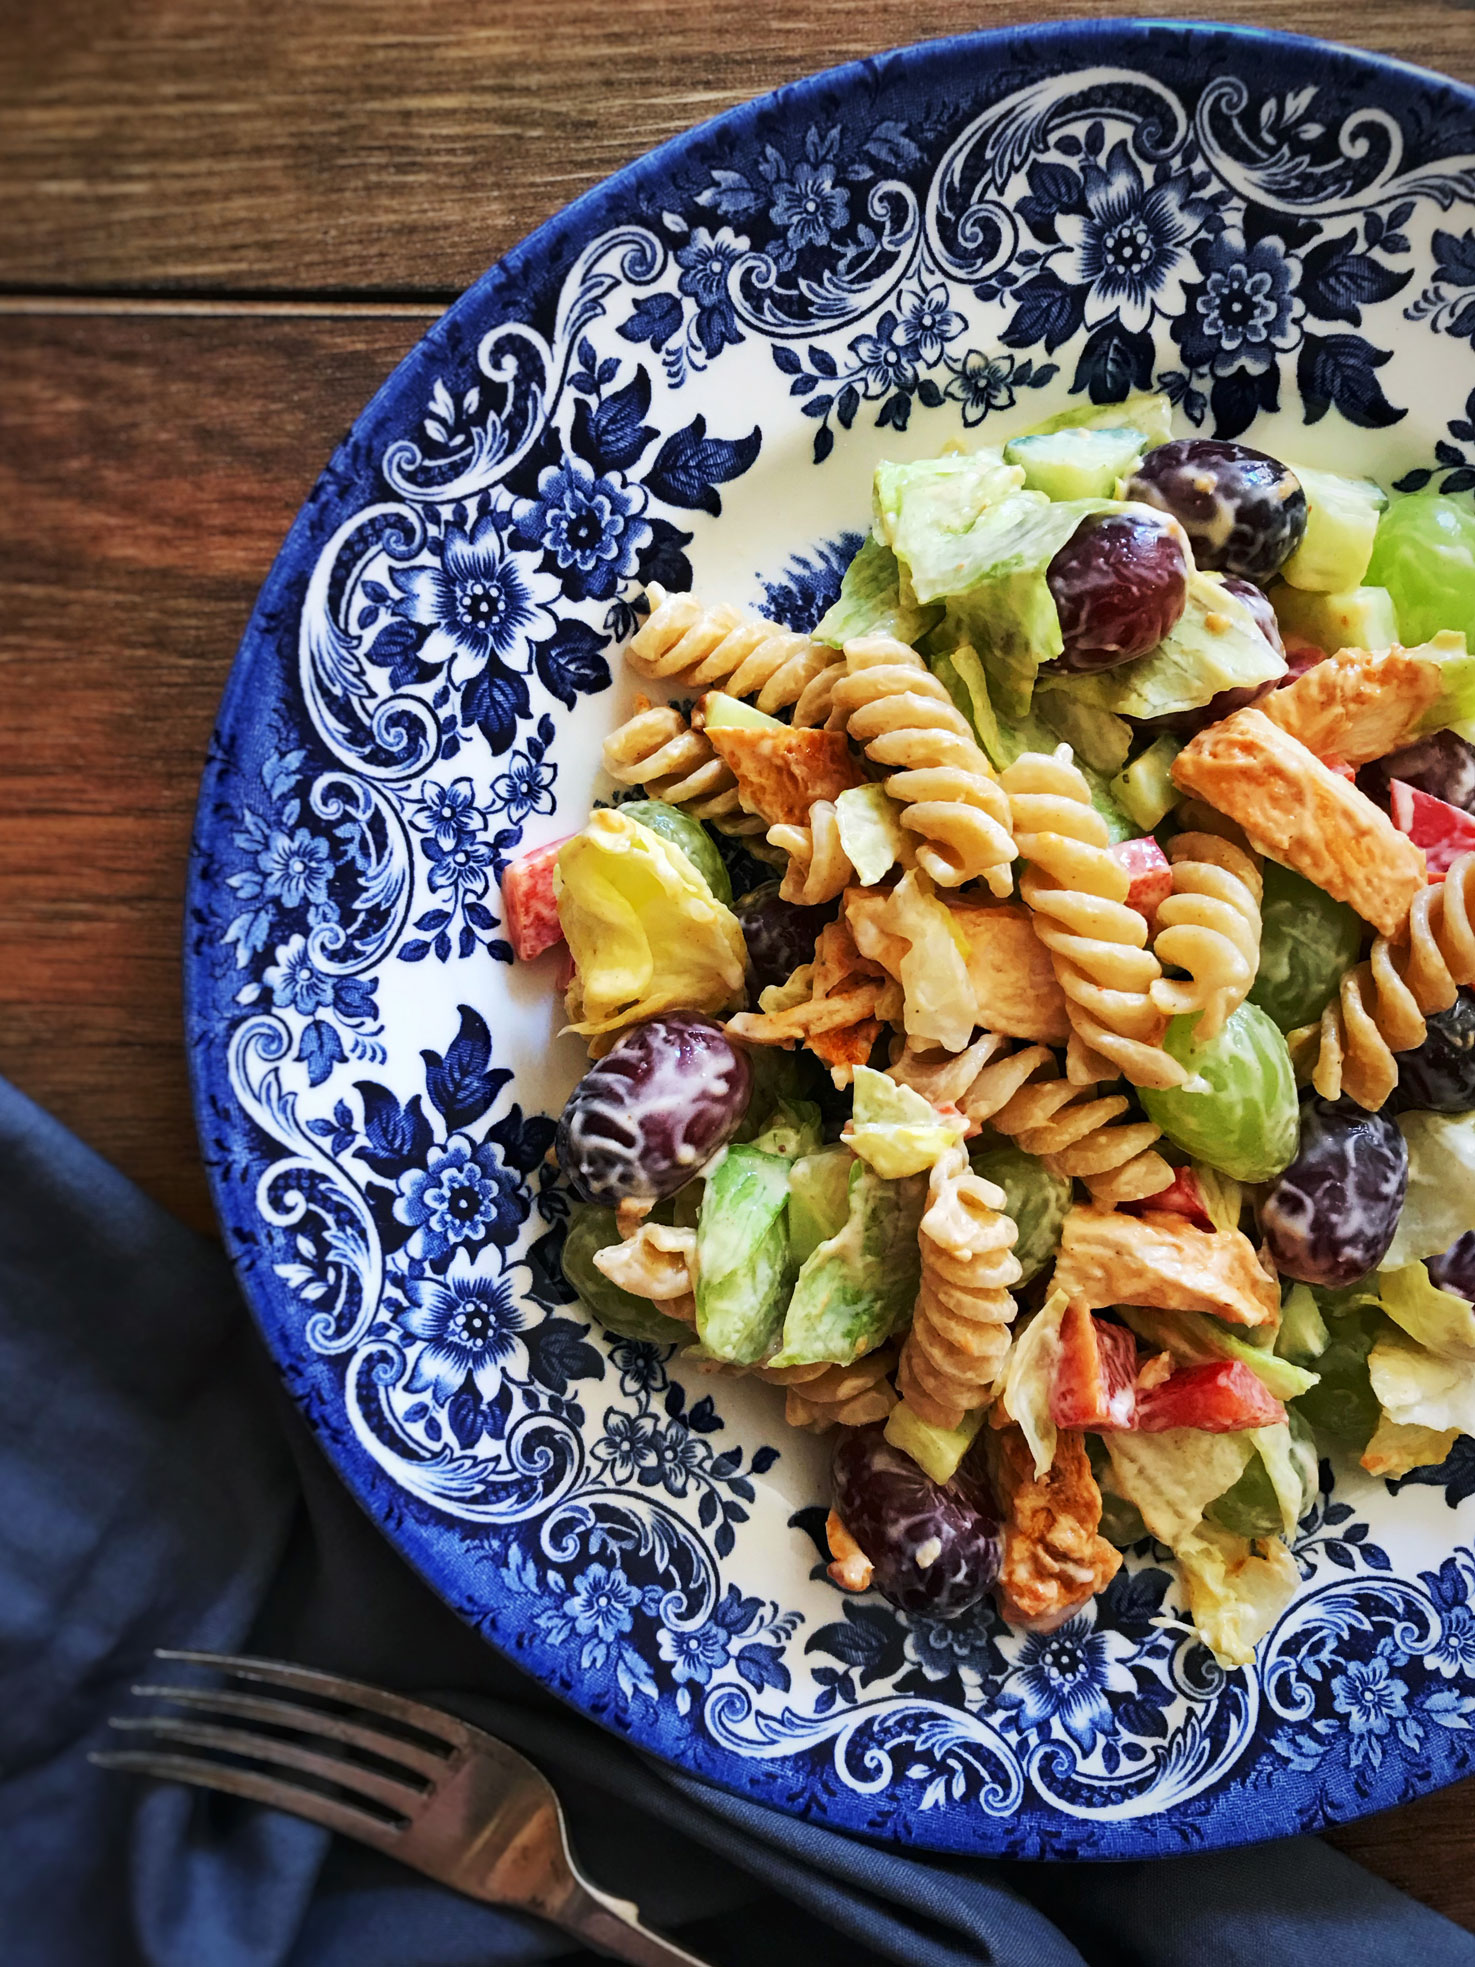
[1133,1359,1286,1433]
[1051,1301,1139,1431]
[1108,836,1173,931]
[501,836,572,961]
[1123,1167,1215,1233]
[1389,780,1475,881]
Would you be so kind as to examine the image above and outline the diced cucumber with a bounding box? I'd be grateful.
[1028,389,1175,449]
[884,1401,985,1485]
[1003,426,1146,503]
[1270,582,1399,653]
[699,690,786,732]
[1280,467,1388,594]
[1112,735,1184,832]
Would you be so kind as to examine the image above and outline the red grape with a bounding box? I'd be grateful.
[1358,731,1475,815]
[1261,1098,1407,1286]
[1393,988,1475,1113]
[1428,1231,1475,1303]
[735,882,837,993]
[557,1013,752,1205]
[831,1427,1001,1618]
[1044,511,1189,671]
[1125,439,1307,583]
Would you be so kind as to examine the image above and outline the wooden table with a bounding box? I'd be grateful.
[5,0,1475,1923]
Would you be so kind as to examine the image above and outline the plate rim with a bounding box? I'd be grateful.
[184,14,1475,1858]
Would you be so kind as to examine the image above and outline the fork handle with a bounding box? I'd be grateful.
[553,1882,714,1967]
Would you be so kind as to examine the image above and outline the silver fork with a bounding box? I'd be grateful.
[92,1650,710,1967]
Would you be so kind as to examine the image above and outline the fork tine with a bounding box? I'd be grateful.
[154,1651,468,1749]
[108,1716,424,1816]
[129,1684,450,1780]
[89,1750,404,1850]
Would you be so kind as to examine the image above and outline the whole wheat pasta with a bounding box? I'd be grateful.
[829,634,1016,896]
[626,583,840,723]
[1302,852,1475,1109]
[897,1142,1021,1430]
[1002,746,1188,1089]
[602,696,764,835]
[890,1035,1172,1205]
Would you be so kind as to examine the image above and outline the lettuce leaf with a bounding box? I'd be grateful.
[843,1063,968,1178]
[1059,570,1286,720]
[1175,1522,1299,1667]
[1368,1330,1475,1436]
[999,1287,1069,1477]
[770,1160,926,1367]
[1379,1261,1475,1361]
[556,810,747,1036]
[750,1100,824,1162]
[1027,390,1175,448]
[873,449,1024,587]
[969,1139,1070,1285]
[1361,1414,1459,1477]
[834,783,908,886]
[814,535,940,648]
[694,1145,796,1364]
[1386,1111,1475,1270]
[845,868,977,1054]
[1034,686,1133,774]
[1104,1429,1256,1548]
[788,1145,854,1267]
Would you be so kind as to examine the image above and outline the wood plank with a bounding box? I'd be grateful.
[0,313,422,1231]
[3,0,1473,295]
[1327,1781,1475,1930]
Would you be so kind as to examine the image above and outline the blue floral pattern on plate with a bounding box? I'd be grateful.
[187,22,1475,1855]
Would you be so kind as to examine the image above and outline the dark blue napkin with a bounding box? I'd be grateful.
[3,1073,1472,1967]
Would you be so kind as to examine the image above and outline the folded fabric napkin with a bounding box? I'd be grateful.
[2,1073,1472,1967]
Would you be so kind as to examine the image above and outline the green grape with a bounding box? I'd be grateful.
[969,1137,1071,1283]
[1366,491,1475,647]
[619,799,732,903]
[1248,861,1362,1034]
[1140,1002,1299,1183]
[561,1204,693,1345]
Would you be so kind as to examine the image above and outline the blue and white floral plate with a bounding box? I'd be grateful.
[188,21,1475,1855]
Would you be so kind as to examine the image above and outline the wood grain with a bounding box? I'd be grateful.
[7,0,1475,1923]
[0,313,422,1231]
[2,0,1474,297]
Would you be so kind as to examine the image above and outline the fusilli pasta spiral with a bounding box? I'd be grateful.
[766,799,855,905]
[889,1035,1174,1205]
[1302,851,1475,1109]
[830,635,1016,896]
[592,1224,698,1325]
[601,696,764,834]
[627,584,840,723]
[1151,828,1263,1041]
[1003,747,1188,1090]
[898,1143,1021,1430]
[695,1345,899,1431]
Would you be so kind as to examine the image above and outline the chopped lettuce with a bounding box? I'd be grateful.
[1276,1283,1330,1365]
[1368,1330,1475,1436]
[1175,1523,1298,1667]
[750,1099,824,1162]
[769,1161,926,1367]
[1034,686,1133,774]
[1194,1165,1246,1237]
[969,1138,1070,1284]
[843,1063,968,1178]
[930,638,1004,763]
[1362,1414,1459,1478]
[1000,1287,1070,1477]
[1290,1285,1386,1449]
[694,1145,796,1364]
[884,1402,985,1484]
[556,810,747,1036]
[788,1145,854,1267]
[834,783,908,886]
[846,868,977,1054]
[1379,1261,1475,1361]
[1117,1305,1319,1402]
[733,1045,809,1143]
[1385,1111,1475,1270]
[938,492,1117,717]
[1060,570,1286,721]
[814,535,940,648]
[873,449,1024,587]
[1104,1429,1256,1548]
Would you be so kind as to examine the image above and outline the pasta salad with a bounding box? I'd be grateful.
[501,390,1475,1667]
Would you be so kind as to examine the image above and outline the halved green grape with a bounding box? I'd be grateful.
[968,1137,1070,1284]
[1367,491,1475,647]
[617,799,732,903]
[561,1205,694,1345]
[1140,1002,1299,1183]
[1248,861,1362,1034]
